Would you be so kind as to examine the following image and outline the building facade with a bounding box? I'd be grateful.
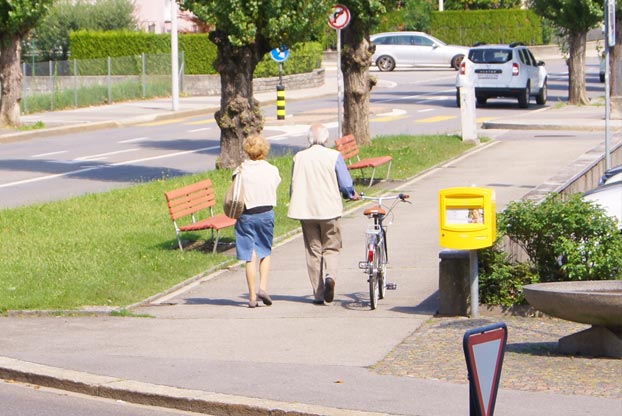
[133,0,199,33]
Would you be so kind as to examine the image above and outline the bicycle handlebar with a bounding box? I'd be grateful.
[360,193,410,201]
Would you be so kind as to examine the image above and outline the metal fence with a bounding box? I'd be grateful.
[21,53,185,114]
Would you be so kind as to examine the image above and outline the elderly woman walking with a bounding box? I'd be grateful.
[233,134,281,308]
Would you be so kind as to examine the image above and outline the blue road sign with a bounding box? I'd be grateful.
[270,47,290,63]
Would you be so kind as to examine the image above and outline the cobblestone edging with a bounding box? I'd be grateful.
[373,315,622,399]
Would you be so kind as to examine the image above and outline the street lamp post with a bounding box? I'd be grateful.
[171,0,179,111]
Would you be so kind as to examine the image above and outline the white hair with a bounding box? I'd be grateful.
[307,124,329,146]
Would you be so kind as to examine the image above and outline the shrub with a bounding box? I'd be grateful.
[479,193,622,306]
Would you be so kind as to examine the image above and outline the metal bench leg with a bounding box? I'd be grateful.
[212,230,220,254]
[368,167,377,187]
[176,232,184,251]
[386,161,392,181]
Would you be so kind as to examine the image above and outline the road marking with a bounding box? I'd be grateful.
[476,117,497,123]
[136,117,188,127]
[186,119,216,125]
[118,137,149,143]
[75,148,139,161]
[188,127,211,133]
[374,88,455,104]
[0,146,219,189]
[416,115,456,123]
[371,114,409,122]
[264,122,339,141]
[32,151,68,158]
[418,108,435,113]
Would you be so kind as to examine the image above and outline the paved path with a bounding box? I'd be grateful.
[1,65,621,415]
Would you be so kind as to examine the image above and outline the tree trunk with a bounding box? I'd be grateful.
[210,32,266,169]
[567,32,590,105]
[341,22,376,146]
[0,36,23,128]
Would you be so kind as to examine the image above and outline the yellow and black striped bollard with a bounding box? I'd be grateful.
[276,85,285,120]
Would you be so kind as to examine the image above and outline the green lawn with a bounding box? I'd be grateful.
[0,134,474,312]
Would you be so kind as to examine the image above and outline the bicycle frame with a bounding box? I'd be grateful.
[358,193,409,309]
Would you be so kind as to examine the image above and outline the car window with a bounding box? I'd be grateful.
[526,49,538,65]
[373,36,389,45]
[469,48,511,64]
[416,36,434,47]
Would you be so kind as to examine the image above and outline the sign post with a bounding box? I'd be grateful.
[328,4,351,137]
[270,47,290,120]
[604,0,616,171]
[463,323,508,416]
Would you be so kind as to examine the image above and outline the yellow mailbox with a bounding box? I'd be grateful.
[439,187,496,249]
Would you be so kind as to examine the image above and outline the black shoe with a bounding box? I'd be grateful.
[324,277,335,303]
[312,299,325,305]
[257,290,272,306]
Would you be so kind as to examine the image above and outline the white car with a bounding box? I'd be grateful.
[371,32,468,71]
[456,43,548,108]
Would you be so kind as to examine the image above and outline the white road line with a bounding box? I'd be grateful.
[110,145,220,166]
[75,148,139,161]
[374,88,455,104]
[0,146,219,189]
[417,108,435,113]
[188,127,211,133]
[118,137,149,144]
[31,151,68,158]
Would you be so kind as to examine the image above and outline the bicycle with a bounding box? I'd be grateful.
[358,192,411,310]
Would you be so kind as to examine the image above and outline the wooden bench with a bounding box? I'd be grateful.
[164,179,236,253]
[335,134,392,187]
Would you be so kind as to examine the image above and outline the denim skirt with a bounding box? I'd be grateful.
[234,210,275,261]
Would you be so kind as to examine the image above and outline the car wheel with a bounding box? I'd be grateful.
[376,56,395,72]
[451,55,464,70]
[476,96,487,106]
[518,84,530,108]
[535,81,547,105]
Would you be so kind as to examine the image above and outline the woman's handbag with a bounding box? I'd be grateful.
[223,168,244,219]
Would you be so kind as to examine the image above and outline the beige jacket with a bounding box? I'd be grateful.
[287,145,344,220]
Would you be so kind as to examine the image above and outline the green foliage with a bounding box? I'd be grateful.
[527,0,602,36]
[442,0,522,10]
[24,0,136,61]
[254,42,323,78]
[68,31,322,77]
[179,0,331,49]
[479,193,622,306]
[375,0,433,32]
[431,9,543,46]
[478,245,539,306]
[0,0,53,42]
[500,193,622,282]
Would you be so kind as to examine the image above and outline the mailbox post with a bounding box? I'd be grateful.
[439,187,496,318]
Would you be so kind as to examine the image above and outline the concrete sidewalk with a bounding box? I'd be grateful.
[1,66,621,415]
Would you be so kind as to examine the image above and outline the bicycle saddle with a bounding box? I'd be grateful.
[363,205,386,216]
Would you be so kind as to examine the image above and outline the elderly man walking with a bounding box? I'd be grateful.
[288,124,359,304]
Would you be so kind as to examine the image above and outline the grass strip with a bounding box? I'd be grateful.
[0,134,473,312]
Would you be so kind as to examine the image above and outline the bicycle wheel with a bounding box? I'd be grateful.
[377,238,387,300]
[367,235,379,310]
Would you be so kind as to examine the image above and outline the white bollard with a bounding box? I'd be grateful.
[459,81,478,144]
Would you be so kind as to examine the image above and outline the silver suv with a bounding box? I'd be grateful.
[456,43,547,108]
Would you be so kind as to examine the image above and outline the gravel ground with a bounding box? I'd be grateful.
[373,314,622,399]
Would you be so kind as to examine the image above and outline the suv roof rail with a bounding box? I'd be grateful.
[509,42,525,48]
[472,41,487,47]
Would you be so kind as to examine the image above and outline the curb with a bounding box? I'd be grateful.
[0,357,393,416]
